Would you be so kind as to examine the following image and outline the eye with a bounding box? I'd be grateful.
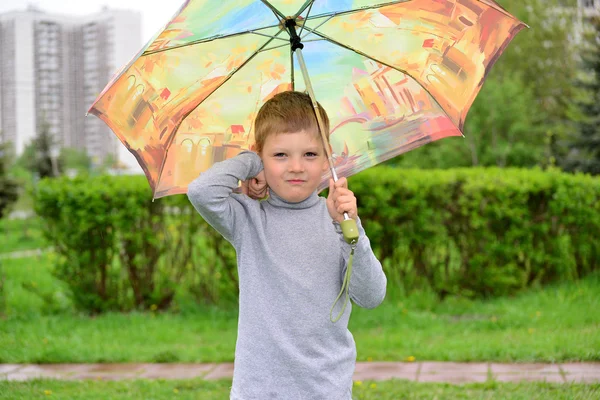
[273,152,286,158]
[305,152,318,157]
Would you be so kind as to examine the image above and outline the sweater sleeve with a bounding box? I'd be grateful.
[335,218,387,309]
[187,151,263,243]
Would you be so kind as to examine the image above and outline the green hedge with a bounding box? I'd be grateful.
[34,167,599,312]
[352,167,600,298]
[34,175,236,313]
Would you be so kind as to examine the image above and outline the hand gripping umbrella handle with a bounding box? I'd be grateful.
[330,167,359,245]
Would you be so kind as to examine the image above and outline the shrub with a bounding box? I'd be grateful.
[34,175,236,313]
[352,167,600,298]
[34,167,600,311]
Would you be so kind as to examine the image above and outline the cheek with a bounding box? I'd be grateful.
[311,163,326,178]
[262,166,279,185]
[316,159,328,174]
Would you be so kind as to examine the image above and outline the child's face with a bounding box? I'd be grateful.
[260,129,329,203]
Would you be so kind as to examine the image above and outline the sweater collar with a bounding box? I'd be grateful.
[266,189,320,209]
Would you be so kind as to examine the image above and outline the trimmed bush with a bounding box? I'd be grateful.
[352,167,600,298]
[34,175,236,313]
[34,167,599,312]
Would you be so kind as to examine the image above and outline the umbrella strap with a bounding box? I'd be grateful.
[330,245,355,323]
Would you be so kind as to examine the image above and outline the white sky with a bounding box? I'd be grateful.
[0,0,183,43]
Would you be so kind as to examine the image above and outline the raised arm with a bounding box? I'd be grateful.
[187,151,263,243]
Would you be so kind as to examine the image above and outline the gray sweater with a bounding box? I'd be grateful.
[187,151,387,400]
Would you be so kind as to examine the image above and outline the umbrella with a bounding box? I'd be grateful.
[88,0,526,201]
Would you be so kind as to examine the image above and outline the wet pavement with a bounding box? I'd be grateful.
[2,362,599,383]
[0,248,50,260]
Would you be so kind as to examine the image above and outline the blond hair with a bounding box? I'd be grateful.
[253,91,330,154]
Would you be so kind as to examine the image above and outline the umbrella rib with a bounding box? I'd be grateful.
[260,0,286,20]
[294,0,314,20]
[297,0,315,38]
[258,38,325,54]
[300,0,408,23]
[302,25,465,135]
[259,43,289,53]
[142,25,283,56]
[250,31,289,41]
[302,14,336,39]
[296,38,326,44]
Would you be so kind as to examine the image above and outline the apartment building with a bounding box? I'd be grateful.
[564,0,600,43]
[0,6,141,168]
[580,0,600,13]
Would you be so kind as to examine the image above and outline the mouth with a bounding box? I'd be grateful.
[287,179,305,185]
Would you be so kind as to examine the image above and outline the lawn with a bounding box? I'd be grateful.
[0,379,598,400]
[0,218,47,255]
[1,255,599,364]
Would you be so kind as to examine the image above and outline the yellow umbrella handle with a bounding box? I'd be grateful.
[340,219,359,244]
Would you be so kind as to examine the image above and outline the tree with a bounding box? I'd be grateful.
[0,142,18,218]
[59,147,92,175]
[393,73,545,169]
[101,153,117,171]
[563,16,600,175]
[19,120,60,179]
[495,0,580,166]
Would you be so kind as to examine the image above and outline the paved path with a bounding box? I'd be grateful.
[2,362,599,383]
[0,248,50,260]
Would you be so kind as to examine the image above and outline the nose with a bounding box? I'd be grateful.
[288,157,304,173]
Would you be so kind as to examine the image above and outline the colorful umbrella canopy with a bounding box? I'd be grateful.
[88,0,526,199]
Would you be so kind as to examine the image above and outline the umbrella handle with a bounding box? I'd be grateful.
[340,219,359,244]
[329,162,359,244]
[292,46,359,244]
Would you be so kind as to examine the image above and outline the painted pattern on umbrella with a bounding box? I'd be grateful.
[88,0,526,198]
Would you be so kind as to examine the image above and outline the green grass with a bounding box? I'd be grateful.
[352,277,600,362]
[0,218,47,254]
[1,255,599,364]
[0,256,71,317]
[0,379,598,400]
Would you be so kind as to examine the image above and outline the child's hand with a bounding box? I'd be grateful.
[326,177,357,223]
[241,170,269,200]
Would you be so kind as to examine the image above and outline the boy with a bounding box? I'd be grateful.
[188,91,387,399]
